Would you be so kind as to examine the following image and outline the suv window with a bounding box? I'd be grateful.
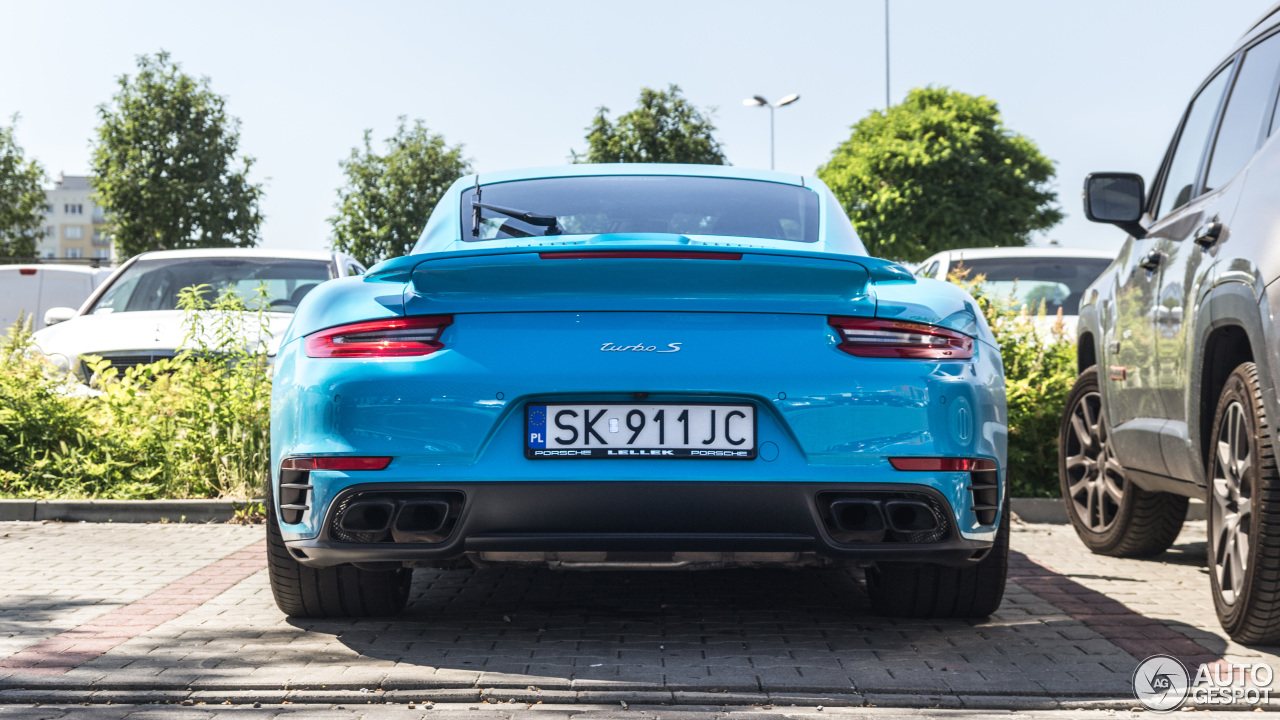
[1156,65,1232,220]
[1206,33,1280,192]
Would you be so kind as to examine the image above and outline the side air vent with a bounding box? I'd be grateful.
[278,467,312,525]
[968,466,1000,526]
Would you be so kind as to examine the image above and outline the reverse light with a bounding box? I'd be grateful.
[828,317,974,359]
[889,457,997,472]
[281,456,392,471]
[304,316,452,358]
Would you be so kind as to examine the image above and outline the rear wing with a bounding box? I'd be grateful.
[399,247,908,317]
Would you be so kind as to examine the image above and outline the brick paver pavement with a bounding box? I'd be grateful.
[5,704,1275,719]
[0,518,1273,711]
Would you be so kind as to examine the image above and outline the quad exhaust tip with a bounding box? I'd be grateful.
[823,494,947,543]
[331,491,464,544]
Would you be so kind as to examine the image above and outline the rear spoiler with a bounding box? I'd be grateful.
[392,247,913,317]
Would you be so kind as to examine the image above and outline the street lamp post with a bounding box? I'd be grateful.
[743,93,799,170]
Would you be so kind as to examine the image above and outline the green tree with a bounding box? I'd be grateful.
[818,87,1062,263]
[574,85,726,164]
[0,119,46,261]
[90,51,263,258]
[328,119,471,267]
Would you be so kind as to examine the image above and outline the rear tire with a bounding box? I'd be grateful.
[1059,366,1187,557]
[1207,362,1280,644]
[266,499,413,618]
[866,498,1009,619]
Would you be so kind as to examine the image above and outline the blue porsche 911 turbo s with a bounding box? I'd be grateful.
[267,164,1009,619]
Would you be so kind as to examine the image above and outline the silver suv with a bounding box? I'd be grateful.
[1066,5,1280,643]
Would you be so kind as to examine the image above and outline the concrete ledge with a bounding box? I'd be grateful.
[1011,497,1207,524]
[0,498,256,523]
[0,500,36,521]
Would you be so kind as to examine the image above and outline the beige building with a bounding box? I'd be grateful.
[38,174,112,264]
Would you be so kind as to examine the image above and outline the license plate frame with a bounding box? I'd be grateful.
[525,402,757,460]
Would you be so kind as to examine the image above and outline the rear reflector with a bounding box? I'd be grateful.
[19,268,36,276]
[539,251,742,260]
[282,456,392,471]
[305,316,452,358]
[829,317,974,359]
[889,457,997,472]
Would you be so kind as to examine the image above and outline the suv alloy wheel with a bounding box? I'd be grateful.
[1058,367,1187,557]
[1208,363,1280,643]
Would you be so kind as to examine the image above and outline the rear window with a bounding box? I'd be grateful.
[89,257,332,315]
[461,176,820,242]
[951,256,1112,316]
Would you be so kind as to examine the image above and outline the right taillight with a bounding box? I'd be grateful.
[305,316,452,358]
[828,317,974,359]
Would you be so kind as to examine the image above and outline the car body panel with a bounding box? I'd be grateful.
[0,264,114,332]
[271,164,1008,568]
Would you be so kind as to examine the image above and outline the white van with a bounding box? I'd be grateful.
[0,265,115,334]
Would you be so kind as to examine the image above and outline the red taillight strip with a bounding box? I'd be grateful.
[305,316,453,358]
[828,317,974,360]
[282,456,392,471]
[538,251,743,260]
[889,457,997,472]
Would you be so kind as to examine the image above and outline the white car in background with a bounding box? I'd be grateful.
[0,264,115,332]
[913,247,1116,336]
[31,248,366,380]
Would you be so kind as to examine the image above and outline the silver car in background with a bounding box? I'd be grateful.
[31,248,366,380]
[912,247,1115,337]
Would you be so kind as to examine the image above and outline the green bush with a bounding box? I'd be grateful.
[1,274,1075,500]
[0,286,270,499]
[949,270,1076,497]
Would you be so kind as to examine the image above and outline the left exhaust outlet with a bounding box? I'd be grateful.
[337,500,396,533]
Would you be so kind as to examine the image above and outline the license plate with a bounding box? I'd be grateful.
[526,403,756,459]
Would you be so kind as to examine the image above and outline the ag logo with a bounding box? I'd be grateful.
[1133,654,1190,712]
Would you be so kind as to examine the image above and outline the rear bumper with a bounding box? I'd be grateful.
[283,481,995,568]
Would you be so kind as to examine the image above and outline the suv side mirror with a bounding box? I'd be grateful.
[43,307,77,326]
[1083,172,1147,239]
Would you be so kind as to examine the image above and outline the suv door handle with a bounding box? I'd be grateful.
[1139,249,1163,271]
[1194,221,1223,248]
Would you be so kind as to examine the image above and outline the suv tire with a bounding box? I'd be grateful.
[1059,366,1187,557]
[266,500,413,618]
[1208,362,1280,643]
[865,497,1009,618]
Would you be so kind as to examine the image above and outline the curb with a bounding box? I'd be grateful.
[0,498,258,523]
[0,497,1206,524]
[1009,497,1206,524]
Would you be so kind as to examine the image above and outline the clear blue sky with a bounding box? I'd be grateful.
[0,0,1270,253]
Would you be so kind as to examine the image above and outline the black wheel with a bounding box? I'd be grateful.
[866,497,1009,619]
[266,499,413,618]
[1208,362,1280,644]
[1059,366,1187,557]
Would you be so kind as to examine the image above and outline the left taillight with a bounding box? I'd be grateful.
[828,317,974,360]
[305,316,453,358]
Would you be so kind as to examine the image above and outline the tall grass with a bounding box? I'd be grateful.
[0,286,271,499]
